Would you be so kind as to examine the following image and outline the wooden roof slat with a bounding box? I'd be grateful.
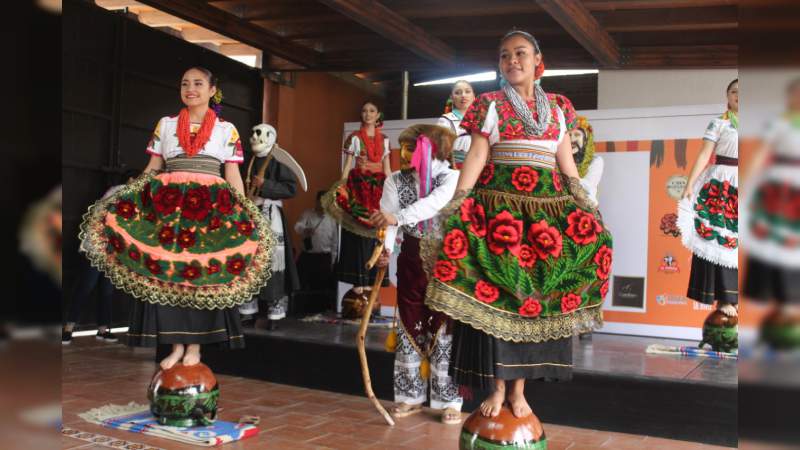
[536,0,621,67]
[315,0,457,65]
[596,7,738,33]
[136,0,321,67]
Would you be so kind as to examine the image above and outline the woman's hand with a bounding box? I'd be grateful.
[369,210,398,228]
[681,184,694,200]
[376,249,390,268]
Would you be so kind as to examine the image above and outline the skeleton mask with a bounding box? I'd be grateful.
[250,124,277,158]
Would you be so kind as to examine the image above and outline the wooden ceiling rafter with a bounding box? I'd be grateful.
[135,0,321,67]
[536,0,621,68]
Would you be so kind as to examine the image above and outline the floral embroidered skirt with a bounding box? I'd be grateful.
[322,168,386,239]
[741,166,800,304]
[677,164,738,268]
[79,171,274,346]
[423,163,612,384]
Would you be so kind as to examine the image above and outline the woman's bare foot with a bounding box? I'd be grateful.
[718,303,738,317]
[480,380,505,417]
[182,344,201,366]
[507,389,532,418]
[160,344,184,370]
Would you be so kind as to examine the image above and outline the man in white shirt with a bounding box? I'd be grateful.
[369,124,463,425]
[294,191,339,311]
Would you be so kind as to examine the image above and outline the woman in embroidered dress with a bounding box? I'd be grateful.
[742,78,800,316]
[323,101,392,303]
[79,67,274,369]
[438,80,476,169]
[677,79,739,317]
[424,31,612,419]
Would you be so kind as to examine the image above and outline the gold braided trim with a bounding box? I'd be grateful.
[320,179,378,239]
[78,172,276,310]
[564,175,598,213]
[425,279,603,343]
[475,189,572,219]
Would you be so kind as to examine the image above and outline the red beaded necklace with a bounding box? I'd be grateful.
[177,107,217,157]
[357,126,384,163]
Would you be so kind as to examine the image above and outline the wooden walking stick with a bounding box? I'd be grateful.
[357,227,395,426]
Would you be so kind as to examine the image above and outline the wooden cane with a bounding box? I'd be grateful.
[356,228,395,426]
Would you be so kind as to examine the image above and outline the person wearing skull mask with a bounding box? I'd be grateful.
[370,124,463,424]
[78,67,275,370]
[239,124,300,330]
[570,116,604,205]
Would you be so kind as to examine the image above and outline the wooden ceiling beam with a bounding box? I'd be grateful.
[621,45,737,67]
[536,0,621,67]
[583,0,738,11]
[136,0,320,67]
[597,7,738,33]
[315,0,457,65]
[95,0,146,9]
[137,10,190,27]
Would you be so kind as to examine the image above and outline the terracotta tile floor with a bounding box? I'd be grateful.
[62,338,735,449]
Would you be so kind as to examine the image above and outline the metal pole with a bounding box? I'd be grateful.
[401,70,409,120]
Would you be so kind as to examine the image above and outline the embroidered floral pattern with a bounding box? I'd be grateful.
[693,178,738,249]
[433,164,613,319]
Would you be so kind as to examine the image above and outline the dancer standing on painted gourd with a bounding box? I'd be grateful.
[424,30,612,419]
[677,79,739,317]
[79,67,274,370]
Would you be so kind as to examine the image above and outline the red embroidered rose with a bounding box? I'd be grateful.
[208,216,222,231]
[723,195,738,220]
[180,264,202,280]
[460,198,487,237]
[696,222,714,239]
[177,229,196,249]
[182,186,213,221]
[434,260,458,282]
[560,293,582,313]
[115,200,136,220]
[236,220,255,237]
[752,221,769,239]
[785,193,800,221]
[722,180,731,195]
[226,256,247,275]
[505,120,524,138]
[145,212,156,222]
[518,244,537,268]
[145,256,162,275]
[128,247,141,261]
[600,280,610,299]
[519,298,542,317]
[511,167,539,193]
[762,184,783,215]
[594,245,613,280]
[565,209,603,245]
[207,260,221,275]
[108,235,124,253]
[487,210,524,255]
[707,183,720,198]
[474,280,500,304]
[723,236,738,249]
[141,183,152,207]
[153,186,182,216]
[527,220,563,259]
[443,229,468,260]
[479,163,495,185]
[552,171,563,192]
[705,197,723,215]
[215,189,234,215]
[158,225,176,245]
